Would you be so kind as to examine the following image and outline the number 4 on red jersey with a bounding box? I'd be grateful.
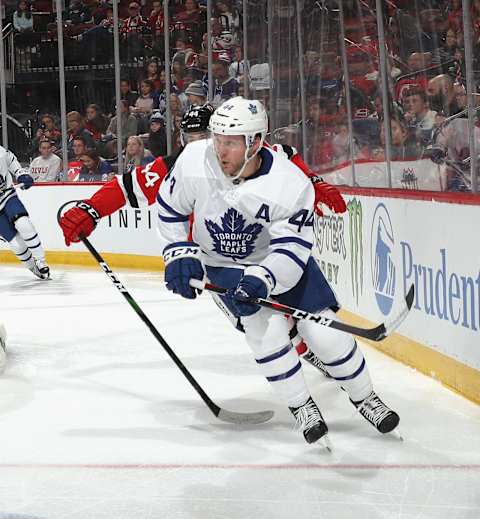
[87,157,170,218]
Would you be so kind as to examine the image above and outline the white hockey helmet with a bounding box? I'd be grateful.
[209,96,268,150]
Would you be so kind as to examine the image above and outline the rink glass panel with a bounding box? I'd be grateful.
[0,0,479,193]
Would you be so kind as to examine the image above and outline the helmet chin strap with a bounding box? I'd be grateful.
[229,146,256,182]
[227,135,263,182]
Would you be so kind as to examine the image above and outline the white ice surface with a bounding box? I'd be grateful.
[0,264,479,519]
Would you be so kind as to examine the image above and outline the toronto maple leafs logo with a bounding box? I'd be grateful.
[205,208,263,260]
[248,103,258,114]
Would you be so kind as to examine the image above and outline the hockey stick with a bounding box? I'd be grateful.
[190,279,415,342]
[56,202,274,425]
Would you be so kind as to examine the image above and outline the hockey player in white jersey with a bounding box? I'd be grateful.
[158,97,400,444]
[0,146,50,279]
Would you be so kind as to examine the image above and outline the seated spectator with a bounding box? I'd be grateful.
[395,52,431,102]
[33,114,61,151]
[29,140,62,182]
[184,80,207,107]
[332,121,355,165]
[141,112,167,158]
[110,79,138,114]
[346,46,378,98]
[92,1,113,24]
[77,150,113,182]
[369,91,402,122]
[339,84,373,119]
[172,57,187,91]
[432,111,480,191]
[213,30,235,59]
[419,9,448,54]
[67,111,95,159]
[104,100,138,156]
[308,136,335,172]
[214,0,240,40]
[427,74,463,117]
[432,27,461,71]
[176,0,204,25]
[173,34,192,53]
[85,104,110,141]
[66,0,93,25]
[131,79,158,131]
[142,59,162,93]
[201,18,224,56]
[169,93,184,121]
[80,4,115,63]
[209,56,239,107]
[13,1,33,33]
[453,82,467,110]
[148,0,166,39]
[67,136,89,181]
[124,135,154,172]
[381,111,422,161]
[402,87,437,144]
[228,46,245,80]
[447,0,463,31]
[121,2,147,60]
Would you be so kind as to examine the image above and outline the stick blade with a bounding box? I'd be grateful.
[217,408,275,425]
[381,284,416,339]
[405,284,415,309]
[364,323,387,342]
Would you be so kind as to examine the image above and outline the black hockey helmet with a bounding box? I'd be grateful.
[180,103,214,145]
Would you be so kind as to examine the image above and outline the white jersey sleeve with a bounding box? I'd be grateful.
[156,148,195,247]
[0,146,25,211]
[3,148,24,179]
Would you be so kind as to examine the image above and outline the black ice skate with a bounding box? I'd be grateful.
[33,259,50,280]
[289,396,329,444]
[301,349,331,378]
[352,391,400,433]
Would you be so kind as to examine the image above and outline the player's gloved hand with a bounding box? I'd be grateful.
[311,177,347,216]
[17,173,34,190]
[226,266,275,317]
[164,242,204,299]
[59,201,101,246]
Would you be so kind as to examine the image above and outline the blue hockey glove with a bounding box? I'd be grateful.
[226,266,275,317]
[163,241,204,299]
[17,173,34,190]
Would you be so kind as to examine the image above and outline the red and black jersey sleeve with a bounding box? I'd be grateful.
[86,156,170,217]
[269,143,317,180]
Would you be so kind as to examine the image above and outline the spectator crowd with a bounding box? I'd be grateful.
[2,0,479,191]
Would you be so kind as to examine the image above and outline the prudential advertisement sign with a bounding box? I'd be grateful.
[315,194,480,371]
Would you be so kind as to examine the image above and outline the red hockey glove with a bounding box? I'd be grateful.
[311,177,347,216]
[59,201,101,246]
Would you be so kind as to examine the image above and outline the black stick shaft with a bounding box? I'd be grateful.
[196,281,414,342]
[81,235,222,418]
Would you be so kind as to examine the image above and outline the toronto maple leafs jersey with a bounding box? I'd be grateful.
[0,146,24,212]
[157,139,316,295]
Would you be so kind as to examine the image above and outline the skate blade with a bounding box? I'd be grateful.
[391,428,404,441]
[319,434,333,452]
